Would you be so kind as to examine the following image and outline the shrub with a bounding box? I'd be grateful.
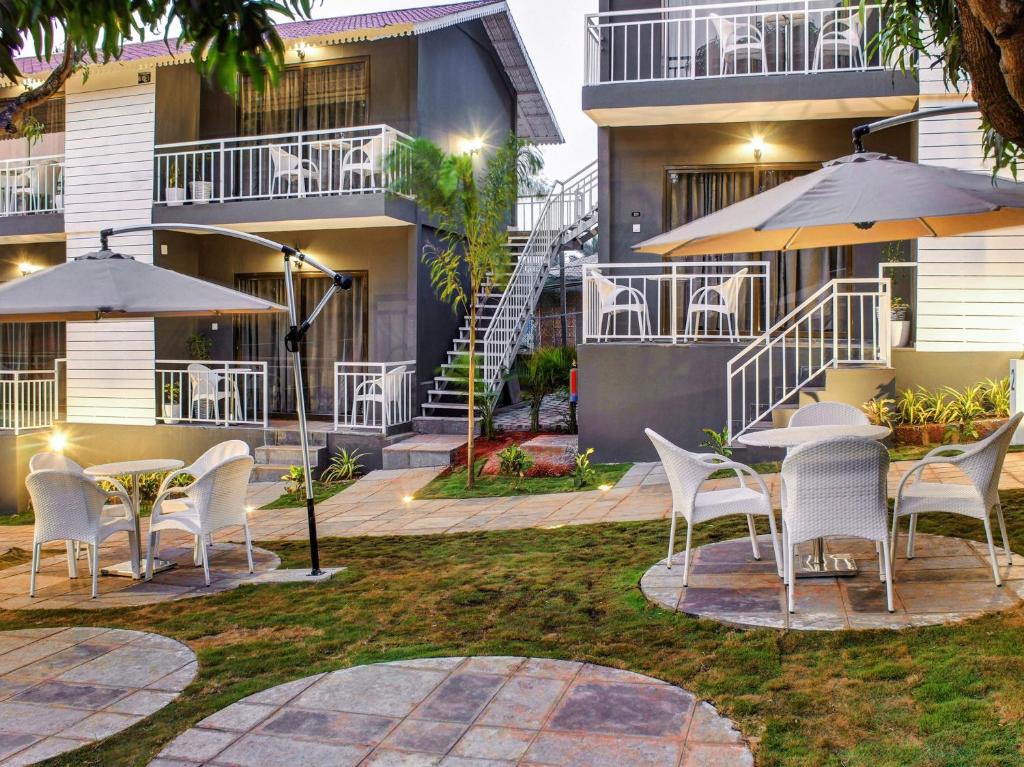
[515,347,575,432]
[497,444,533,489]
[282,465,304,494]
[699,426,733,458]
[982,377,1011,417]
[862,397,895,428]
[573,447,597,489]
[321,447,366,484]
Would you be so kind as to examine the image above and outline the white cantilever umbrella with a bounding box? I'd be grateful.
[635,151,1024,257]
[0,249,286,320]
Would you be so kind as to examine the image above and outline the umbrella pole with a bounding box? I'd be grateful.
[282,254,322,576]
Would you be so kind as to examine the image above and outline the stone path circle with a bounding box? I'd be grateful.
[642,533,1024,630]
[0,627,197,766]
[151,656,752,766]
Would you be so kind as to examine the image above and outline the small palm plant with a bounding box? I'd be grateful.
[321,447,366,485]
[515,346,574,433]
[389,133,542,488]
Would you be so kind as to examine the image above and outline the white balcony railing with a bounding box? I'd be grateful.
[153,125,412,205]
[0,369,58,433]
[584,1,886,85]
[582,261,770,342]
[334,361,416,434]
[0,155,63,216]
[156,360,268,426]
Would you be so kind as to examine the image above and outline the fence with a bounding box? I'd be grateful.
[156,360,268,426]
[0,369,59,432]
[334,361,417,433]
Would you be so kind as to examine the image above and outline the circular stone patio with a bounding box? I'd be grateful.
[641,533,1024,630]
[0,541,341,611]
[0,627,197,766]
[150,657,752,767]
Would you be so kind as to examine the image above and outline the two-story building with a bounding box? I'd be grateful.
[0,0,568,512]
[576,0,1024,461]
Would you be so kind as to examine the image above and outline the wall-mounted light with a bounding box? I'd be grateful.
[18,261,42,276]
[458,136,486,156]
[749,136,765,162]
[21,77,42,90]
[293,42,312,60]
[48,431,67,453]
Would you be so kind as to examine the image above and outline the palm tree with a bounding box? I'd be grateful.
[390,132,542,488]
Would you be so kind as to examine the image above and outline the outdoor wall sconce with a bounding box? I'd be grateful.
[293,42,311,59]
[749,136,765,162]
[18,262,41,276]
[458,135,485,155]
[48,431,67,453]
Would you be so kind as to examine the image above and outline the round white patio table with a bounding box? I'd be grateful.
[85,458,184,579]
[737,423,891,577]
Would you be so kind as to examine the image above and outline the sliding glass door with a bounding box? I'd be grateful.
[234,273,368,416]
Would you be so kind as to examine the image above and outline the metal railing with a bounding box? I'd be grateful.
[156,360,268,426]
[153,125,412,205]
[0,369,59,432]
[727,277,891,441]
[582,261,770,342]
[481,161,598,387]
[0,155,63,216]
[334,361,416,434]
[585,1,886,85]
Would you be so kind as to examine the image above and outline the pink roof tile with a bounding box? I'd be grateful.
[13,0,502,74]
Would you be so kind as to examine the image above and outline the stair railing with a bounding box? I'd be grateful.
[480,161,598,388]
[726,277,891,441]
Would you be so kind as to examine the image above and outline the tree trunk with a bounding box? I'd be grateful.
[957,0,1024,147]
[0,45,80,136]
[466,292,477,490]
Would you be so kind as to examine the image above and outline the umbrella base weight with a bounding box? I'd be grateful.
[102,559,176,579]
[795,553,858,578]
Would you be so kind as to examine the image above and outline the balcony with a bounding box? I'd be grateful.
[0,155,63,217]
[583,1,917,125]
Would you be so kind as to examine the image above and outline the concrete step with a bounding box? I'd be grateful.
[265,428,328,447]
[255,444,324,466]
[413,415,481,436]
[251,463,296,483]
[381,434,467,470]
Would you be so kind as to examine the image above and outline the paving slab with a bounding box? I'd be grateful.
[0,628,196,766]
[149,657,751,766]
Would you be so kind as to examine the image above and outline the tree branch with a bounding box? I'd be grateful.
[0,43,81,136]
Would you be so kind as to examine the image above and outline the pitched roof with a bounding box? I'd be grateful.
[11,0,562,143]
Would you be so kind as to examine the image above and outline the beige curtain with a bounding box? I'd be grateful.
[239,62,368,136]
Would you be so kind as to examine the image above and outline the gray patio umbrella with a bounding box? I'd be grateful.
[635,152,1024,257]
[0,249,286,321]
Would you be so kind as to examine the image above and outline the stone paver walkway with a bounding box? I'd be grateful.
[494,392,571,433]
[0,539,340,611]
[151,657,752,767]
[0,627,196,766]
[642,533,1024,630]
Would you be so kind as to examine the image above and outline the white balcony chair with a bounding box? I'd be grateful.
[892,413,1022,587]
[812,10,867,70]
[709,14,765,75]
[188,364,241,423]
[781,437,893,613]
[146,454,255,586]
[353,365,407,428]
[684,268,748,341]
[268,144,320,196]
[646,428,782,586]
[341,133,387,191]
[591,272,652,340]
[788,402,870,428]
[25,469,139,598]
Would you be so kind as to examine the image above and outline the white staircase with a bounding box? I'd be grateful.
[727,277,893,443]
[421,161,598,418]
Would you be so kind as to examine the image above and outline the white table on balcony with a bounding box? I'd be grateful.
[308,138,355,192]
[737,423,891,577]
[85,458,184,578]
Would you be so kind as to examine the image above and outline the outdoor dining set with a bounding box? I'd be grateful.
[23,439,256,599]
[648,402,1021,614]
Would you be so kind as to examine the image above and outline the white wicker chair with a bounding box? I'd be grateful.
[788,402,870,428]
[709,13,765,75]
[268,144,320,195]
[684,268,748,341]
[646,428,782,585]
[812,10,868,71]
[146,454,255,585]
[25,470,139,598]
[591,272,652,340]
[781,437,893,613]
[353,366,407,427]
[341,132,388,191]
[892,413,1022,586]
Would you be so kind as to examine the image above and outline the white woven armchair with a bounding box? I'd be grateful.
[591,272,652,340]
[353,365,407,427]
[893,413,1021,586]
[146,454,255,585]
[684,268,748,342]
[781,437,893,613]
[25,470,139,598]
[646,428,782,585]
[788,402,869,428]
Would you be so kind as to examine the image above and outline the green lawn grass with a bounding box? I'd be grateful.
[259,481,353,510]
[414,462,632,499]
[6,495,1024,766]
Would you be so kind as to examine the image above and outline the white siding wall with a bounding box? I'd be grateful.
[915,55,1024,350]
[63,75,156,424]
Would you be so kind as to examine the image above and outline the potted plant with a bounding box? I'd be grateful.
[53,168,63,211]
[190,179,213,204]
[891,296,911,347]
[165,160,186,206]
[162,382,181,424]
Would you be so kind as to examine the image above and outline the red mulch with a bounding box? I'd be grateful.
[446,431,573,478]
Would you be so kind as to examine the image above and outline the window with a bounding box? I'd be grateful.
[665,165,850,319]
[0,96,65,140]
[237,60,368,136]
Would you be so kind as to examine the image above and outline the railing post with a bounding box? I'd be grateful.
[831,282,839,367]
[12,372,19,435]
[333,363,339,431]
